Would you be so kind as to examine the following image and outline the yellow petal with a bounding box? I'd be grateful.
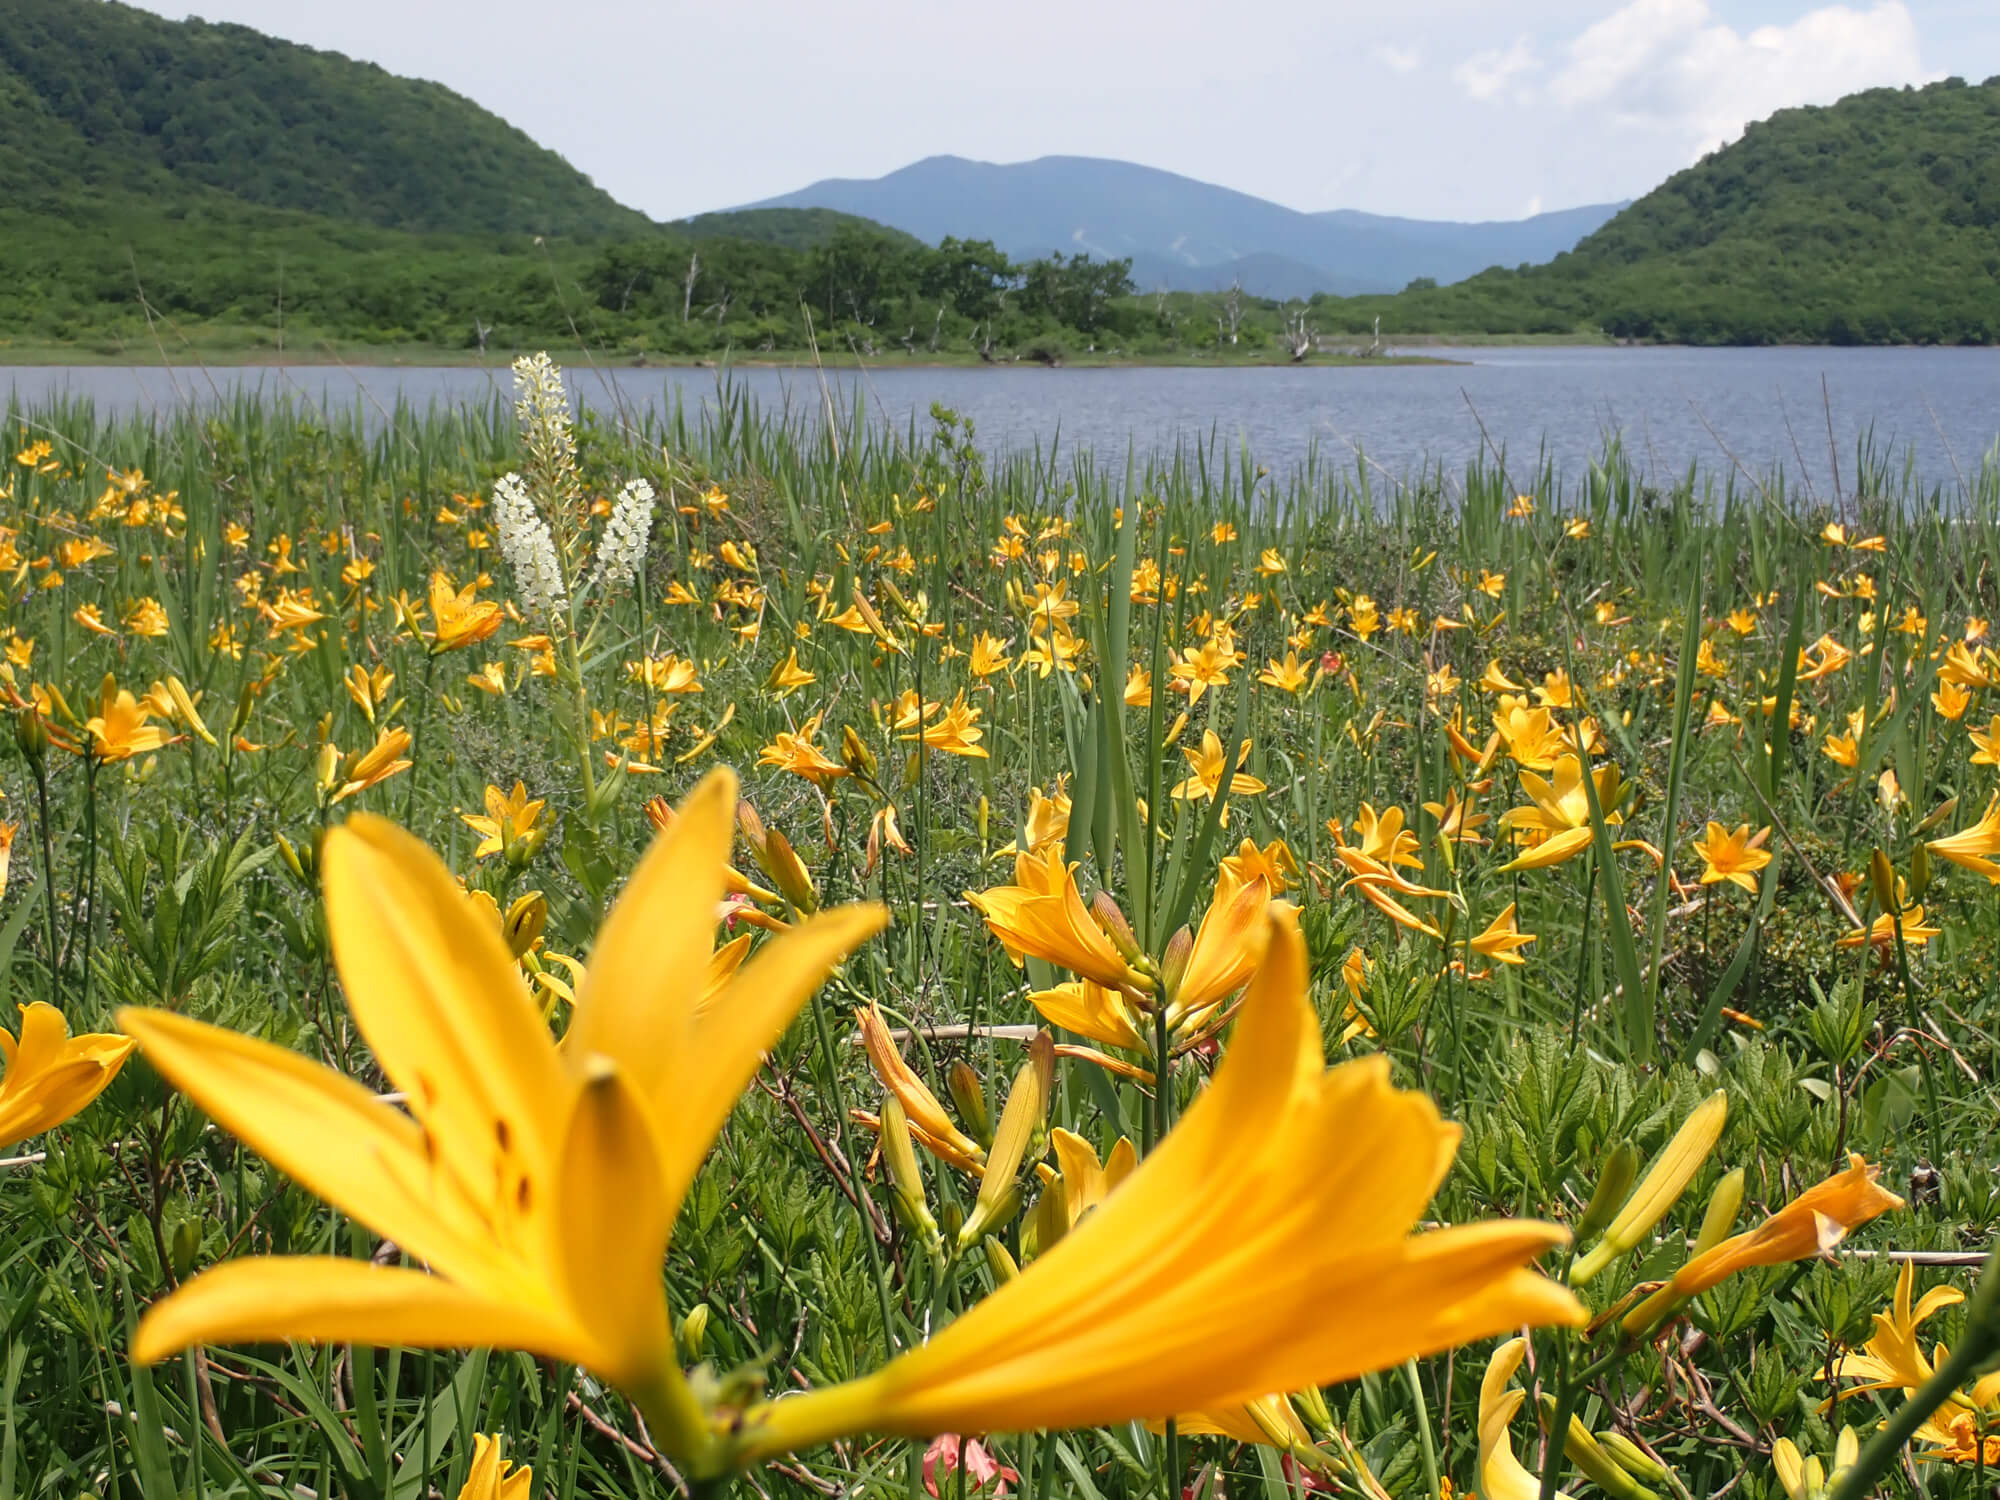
[115,1009,491,1280]
[323,815,569,1198]
[666,903,886,1206]
[566,769,734,1089]
[133,1258,578,1367]
[1497,826,1596,872]
[555,1059,676,1387]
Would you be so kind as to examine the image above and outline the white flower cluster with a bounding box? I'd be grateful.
[492,471,567,618]
[590,477,656,593]
[510,352,578,493]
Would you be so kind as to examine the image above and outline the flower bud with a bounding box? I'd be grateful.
[1571,1090,1727,1286]
[1538,1396,1662,1500]
[1690,1166,1746,1259]
[1089,890,1139,959]
[1573,1138,1640,1245]
[841,724,877,779]
[676,1303,710,1363]
[977,795,991,846]
[275,832,316,888]
[1908,840,1931,902]
[170,1218,201,1283]
[13,706,48,764]
[958,1034,1052,1251]
[761,827,819,915]
[1869,847,1898,916]
[230,677,258,737]
[1158,925,1195,1000]
[947,1060,992,1147]
[1595,1431,1670,1487]
[1292,1385,1335,1440]
[1029,1176,1070,1258]
[880,1095,944,1263]
[983,1236,1020,1285]
[503,891,548,959]
[315,741,341,799]
[164,676,218,747]
[1915,796,1958,834]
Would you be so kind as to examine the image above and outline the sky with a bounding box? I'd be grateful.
[135,0,2000,223]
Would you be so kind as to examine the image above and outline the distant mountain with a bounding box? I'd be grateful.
[0,0,651,237]
[1326,76,2000,344]
[743,155,1624,295]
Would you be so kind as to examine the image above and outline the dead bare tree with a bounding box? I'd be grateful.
[1219,280,1243,345]
[681,250,700,324]
[929,305,945,352]
[1281,301,1316,361]
[471,318,491,354]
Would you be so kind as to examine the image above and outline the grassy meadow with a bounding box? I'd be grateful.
[4,360,2000,1499]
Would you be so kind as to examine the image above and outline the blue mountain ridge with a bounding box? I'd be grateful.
[742,154,1625,297]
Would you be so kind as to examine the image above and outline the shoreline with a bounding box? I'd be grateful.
[0,342,1476,370]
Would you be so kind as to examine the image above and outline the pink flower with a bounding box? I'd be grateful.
[923,1435,1020,1499]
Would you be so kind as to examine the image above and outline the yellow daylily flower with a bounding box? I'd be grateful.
[1468,904,1535,967]
[1477,1338,1543,1500]
[1027,980,1149,1054]
[1690,822,1772,893]
[427,571,504,654]
[1929,793,2000,882]
[1497,755,1624,873]
[461,781,548,862]
[84,675,176,763]
[1166,868,1279,1027]
[0,1002,136,1150]
[966,848,1148,992]
[1667,1155,1902,1297]
[730,908,1583,1461]
[456,1434,533,1500]
[120,769,888,1477]
[755,714,850,789]
[328,727,414,804]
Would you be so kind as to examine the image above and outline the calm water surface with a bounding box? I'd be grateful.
[7,346,1998,496]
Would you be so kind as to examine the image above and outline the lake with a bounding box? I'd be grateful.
[7,345,1999,498]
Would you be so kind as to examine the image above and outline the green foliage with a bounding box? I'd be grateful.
[1315,76,2000,344]
[0,0,649,237]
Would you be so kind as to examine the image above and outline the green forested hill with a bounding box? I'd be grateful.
[0,0,650,236]
[1317,77,2000,344]
[675,208,925,251]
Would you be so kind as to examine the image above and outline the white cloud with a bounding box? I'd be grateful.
[1371,44,1423,74]
[1549,0,1933,156]
[1453,36,1540,102]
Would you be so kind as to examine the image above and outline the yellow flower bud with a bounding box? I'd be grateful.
[1571,1090,1727,1285]
[947,1060,992,1147]
[503,891,548,959]
[958,1033,1053,1251]
[1595,1431,1671,1487]
[1538,1396,1662,1500]
[1869,846,1898,915]
[1690,1166,1746,1259]
[676,1303,710,1363]
[880,1095,944,1262]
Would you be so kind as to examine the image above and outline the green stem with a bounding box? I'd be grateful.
[29,755,60,1007]
[77,757,99,1015]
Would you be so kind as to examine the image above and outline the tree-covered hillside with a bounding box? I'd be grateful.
[1316,77,2000,344]
[0,0,650,237]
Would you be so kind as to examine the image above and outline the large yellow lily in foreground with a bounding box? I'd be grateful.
[730,906,1584,1461]
[123,771,1582,1479]
[121,768,887,1466]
